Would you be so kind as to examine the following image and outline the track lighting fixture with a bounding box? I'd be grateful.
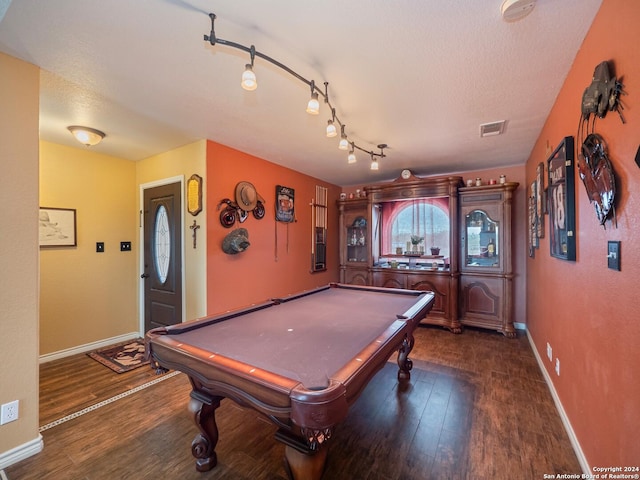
[348,143,357,164]
[241,65,257,91]
[67,126,105,146]
[241,45,257,91]
[240,45,258,91]
[371,144,386,170]
[326,120,337,137]
[338,125,349,150]
[204,13,386,166]
[305,80,319,114]
[370,153,379,171]
[326,108,337,137]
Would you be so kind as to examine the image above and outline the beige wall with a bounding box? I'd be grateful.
[37,139,207,357]
[0,52,41,459]
[39,142,138,354]
[136,140,207,321]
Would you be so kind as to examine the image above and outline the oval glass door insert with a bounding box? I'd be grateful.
[154,204,171,284]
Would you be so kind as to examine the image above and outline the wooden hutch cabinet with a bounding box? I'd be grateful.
[459,182,519,337]
[338,175,519,337]
[362,174,463,333]
[338,197,370,286]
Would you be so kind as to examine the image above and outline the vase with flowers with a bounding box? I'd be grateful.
[410,235,424,253]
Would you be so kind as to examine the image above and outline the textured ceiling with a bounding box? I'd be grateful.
[0,0,602,186]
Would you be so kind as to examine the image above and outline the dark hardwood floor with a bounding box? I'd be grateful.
[4,326,581,480]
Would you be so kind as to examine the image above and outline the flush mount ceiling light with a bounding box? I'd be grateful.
[501,0,536,22]
[67,126,106,146]
[204,12,386,167]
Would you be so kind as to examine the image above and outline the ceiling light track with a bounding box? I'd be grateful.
[204,13,386,167]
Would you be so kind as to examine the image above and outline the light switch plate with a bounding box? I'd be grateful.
[607,241,620,271]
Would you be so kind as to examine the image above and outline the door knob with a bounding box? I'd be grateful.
[141,273,150,279]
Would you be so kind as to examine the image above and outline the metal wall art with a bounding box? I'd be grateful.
[217,181,265,228]
[579,133,616,227]
[577,60,625,228]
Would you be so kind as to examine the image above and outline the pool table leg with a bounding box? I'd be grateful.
[283,444,328,480]
[189,392,222,472]
[276,429,328,480]
[397,332,415,381]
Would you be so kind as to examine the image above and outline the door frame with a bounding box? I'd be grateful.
[138,175,186,335]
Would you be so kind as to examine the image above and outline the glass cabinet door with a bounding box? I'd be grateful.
[464,210,500,267]
[346,216,367,262]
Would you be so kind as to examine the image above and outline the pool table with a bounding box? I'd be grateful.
[145,283,434,479]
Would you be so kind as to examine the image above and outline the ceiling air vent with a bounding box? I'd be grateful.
[479,120,507,138]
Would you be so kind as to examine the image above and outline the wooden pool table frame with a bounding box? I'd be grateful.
[145,283,435,479]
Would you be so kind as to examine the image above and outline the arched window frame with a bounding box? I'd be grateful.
[381,198,450,256]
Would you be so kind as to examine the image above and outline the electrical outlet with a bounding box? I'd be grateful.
[1,400,19,425]
[555,358,560,376]
[546,342,552,361]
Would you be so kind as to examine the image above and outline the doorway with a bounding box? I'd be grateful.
[141,179,183,333]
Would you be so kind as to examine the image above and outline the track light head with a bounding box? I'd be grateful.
[338,124,348,150]
[241,64,257,91]
[348,144,357,164]
[306,92,319,114]
[326,120,337,138]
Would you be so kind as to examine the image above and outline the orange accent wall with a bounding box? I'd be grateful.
[206,141,340,314]
[526,0,640,467]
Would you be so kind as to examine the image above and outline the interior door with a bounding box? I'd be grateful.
[143,182,182,332]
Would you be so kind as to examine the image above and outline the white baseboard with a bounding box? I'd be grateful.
[525,328,590,474]
[0,435,43,470]
[39,332,140,364]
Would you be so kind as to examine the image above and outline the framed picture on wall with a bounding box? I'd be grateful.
[275,185,295,223]
[547,136,576,261]
[528,180,538,257]
[39,207,77,247]
[536,162,545,239]
[187,174,203,216]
